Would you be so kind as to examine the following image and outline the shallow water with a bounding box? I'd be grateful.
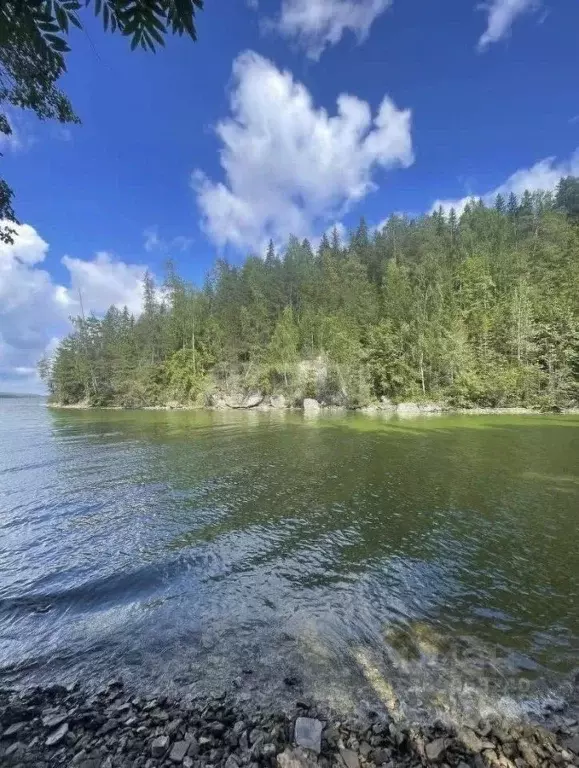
[1,397,578,720]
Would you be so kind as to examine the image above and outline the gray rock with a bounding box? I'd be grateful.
[457,728,485,753]
[359,742,372,758]
[396,402,421,414]
[371,748,391,765]
[151,735,170,758]
[517,739,539,768]
[170,741,190,763]
[41,711,67,729]
[339,748,360,768]
[295,717,323,754]
[224,393,264,409]
[270,395,287,409]
[302,399,320,412]
[183,758,194,768]
[45,722,69,747]
[2,721,27,737]
[425,738,446,762]
[225,755,240,768]
[277,747,318,768]
[4,741,25,758]
[565,735,579,754]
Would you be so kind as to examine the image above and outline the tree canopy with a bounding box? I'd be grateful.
[0,0,203,241]
[42,179,579,411]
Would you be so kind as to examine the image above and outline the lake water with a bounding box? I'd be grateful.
[1,397,578,722]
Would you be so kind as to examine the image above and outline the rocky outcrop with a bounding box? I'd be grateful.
[221,393,264,409]
[1,681,578,768]
[302,398,321,412]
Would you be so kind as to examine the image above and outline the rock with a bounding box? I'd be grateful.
[565,735,579,754]
[396,402,421,414]
[425,738,447,762]
[457,728,485,753]
[302,399,320,412]
[339,748,360,768]
[359,742,372,758]
[151,735,170,758]
[4,741,25,758]
[371,748,391,765]
[42,712,68,729]
[183,758,194,768]
[517,739,539,768]
[170,741,190,763]
[45,722,69,747]
[295,717,323,754]
[225,755,240,768]
[224,392,264,409]
[270,395,287,409]
[2,721,27,737]
[278,747,318,768]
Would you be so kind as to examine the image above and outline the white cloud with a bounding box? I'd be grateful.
[273,0,391,60]
[62,252,146,317]
[0,222,148,393]
[143,226,193,254]
[193,51,413,253]
[478,0,537,50]
[430,149,579,216]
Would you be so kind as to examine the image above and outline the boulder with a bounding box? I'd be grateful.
[302,399,321,412]
[224,393,264,409]
[270,394,287,409]
[294,717,323,754]
[396,402,421,414]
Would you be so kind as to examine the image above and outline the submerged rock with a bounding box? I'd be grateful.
[294,716,323,753]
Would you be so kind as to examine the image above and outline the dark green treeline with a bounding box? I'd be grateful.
[42,179,579,409]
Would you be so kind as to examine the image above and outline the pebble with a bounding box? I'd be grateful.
[339,748,360,768]
[170,740,190,763]
[45,722,69,747]
[151,734,170,758]
[2,721,27,737]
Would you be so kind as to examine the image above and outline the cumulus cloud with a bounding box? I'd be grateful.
[193,51,413,253]
[430,149,579,216]
[143,227,193,254]
[0,222,148,393]
[273,0,391,60]
[478,0,537,50]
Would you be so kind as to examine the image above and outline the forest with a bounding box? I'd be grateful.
[42,178,579,410]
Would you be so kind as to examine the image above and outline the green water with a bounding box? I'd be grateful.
[1,398,578,719]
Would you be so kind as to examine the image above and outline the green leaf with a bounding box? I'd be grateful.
[55,4,69,31]
[46,33,70,51]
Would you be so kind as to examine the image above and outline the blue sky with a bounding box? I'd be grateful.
[1,0,579,392]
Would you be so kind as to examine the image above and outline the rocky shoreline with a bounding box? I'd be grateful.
[46,397,579,416]
[1,682,579,768]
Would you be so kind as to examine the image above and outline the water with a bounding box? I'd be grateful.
[1,397,578,721]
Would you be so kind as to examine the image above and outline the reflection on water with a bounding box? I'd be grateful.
[0,398,578,721]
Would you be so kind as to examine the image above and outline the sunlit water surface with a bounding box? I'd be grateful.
[1,397,578,721]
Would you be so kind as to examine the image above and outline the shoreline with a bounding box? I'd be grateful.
[46,400,579,416]
[1,681,578,767]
